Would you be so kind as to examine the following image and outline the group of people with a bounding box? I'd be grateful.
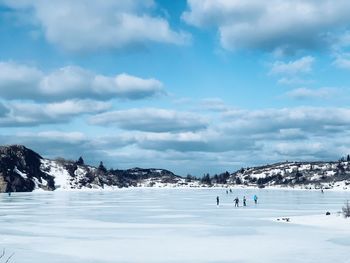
[216,193,258,207]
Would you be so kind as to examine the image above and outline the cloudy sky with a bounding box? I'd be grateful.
[1,0,350,176]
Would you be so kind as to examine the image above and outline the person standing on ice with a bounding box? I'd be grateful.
[243,196,247,206]
[253,195,258,204]
[234,197,239,207]
[216,196,220,206]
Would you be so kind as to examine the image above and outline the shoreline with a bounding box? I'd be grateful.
[21,184,350,193]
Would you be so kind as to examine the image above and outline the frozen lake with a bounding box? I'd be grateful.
[0,188,349,263]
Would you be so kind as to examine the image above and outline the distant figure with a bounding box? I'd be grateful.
[243,196,247,206]
[226,190,229,194]
[216,196,220,206]
[8,192,11,197]
[234,197,239,207]
[321,189,324,194]
[254,195,258,204]
[229,189,232,193]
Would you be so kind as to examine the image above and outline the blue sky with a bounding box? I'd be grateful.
[1,0,350,176]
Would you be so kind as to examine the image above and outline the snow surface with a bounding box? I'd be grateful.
[0,188,349,263]
[40,159,70,189]
[276,214,350,231]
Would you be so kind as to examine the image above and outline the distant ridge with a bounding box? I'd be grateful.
[0,145,196,192]
[0,145,350,192]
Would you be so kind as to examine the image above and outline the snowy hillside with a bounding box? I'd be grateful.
[227,161,350,190]
[0,145,194,192]
[2,144,350,192]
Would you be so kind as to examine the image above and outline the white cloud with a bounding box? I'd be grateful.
[0,99,111,126]
[0,62,164,101]
[89,108,208,132]
[333,52,350,70]
[270,56,314,75]
[136,131,258,152]
[285,87,339,100]
[0,102,9,117]
[2,0,190,51]
[0,62,43,100]
[200,98,229,112]
[183,0,350,53]
[223,107,350,136]
[4,105,350,174]
[28,131,86,144]
[44,100,111,116]
[277,77,313,86]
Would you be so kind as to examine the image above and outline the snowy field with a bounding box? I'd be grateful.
[0,188,349,263]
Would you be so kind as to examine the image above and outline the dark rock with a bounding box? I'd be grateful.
[0,145,187,192]
[0,145,55,192]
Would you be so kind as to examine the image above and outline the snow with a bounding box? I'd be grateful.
[0,188,350,262]
[275,214,350,232]
[13,166,27,179]
[40,159,70,189]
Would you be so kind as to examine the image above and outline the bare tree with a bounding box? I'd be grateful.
[0,249,14,263]
[342,200,350,218]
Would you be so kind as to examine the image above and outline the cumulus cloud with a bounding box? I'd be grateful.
[183,0,350,53]
[333,52,350,70]
[0,62,44,100]
[2,0,189,51]
[0,99,110,127]
[277,77,313,86]
[274,141,327,157]
[223,107,350,136]
[270,56,314,75]
[0,62,164,101]
[0,102,9,117]
[285,87,339,100]
[89,108,208,132]
[199,98,229,112]
[137,132,258,152]
[3,105,350,175]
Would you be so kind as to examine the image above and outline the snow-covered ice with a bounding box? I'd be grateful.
[0,188,349,262]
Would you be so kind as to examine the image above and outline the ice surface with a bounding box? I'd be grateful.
[0,188,349,263]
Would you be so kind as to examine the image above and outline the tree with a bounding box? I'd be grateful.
[185,174,193,182]
[347,155,350,162]
[337,162,345,174]
[342,200,350,218]
[76,156,84,165]
[98,161,107,173]
[201,174,211,185]
[0,249,14,263]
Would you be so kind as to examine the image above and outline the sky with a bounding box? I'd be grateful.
[1,0,350,176]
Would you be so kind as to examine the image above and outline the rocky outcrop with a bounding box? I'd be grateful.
[0,145,55,192]
[2,144,350,192]
[0,145,190,192]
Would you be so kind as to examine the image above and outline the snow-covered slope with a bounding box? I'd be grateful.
[0,145,193,192]
[2,145,350,192]
[227,161,350,190]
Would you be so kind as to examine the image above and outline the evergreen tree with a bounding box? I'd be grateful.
[186,174,193,182]
[201,173,211,185]
[76,156,84,165]
[98,161,107,173]
[347,154,350,162]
